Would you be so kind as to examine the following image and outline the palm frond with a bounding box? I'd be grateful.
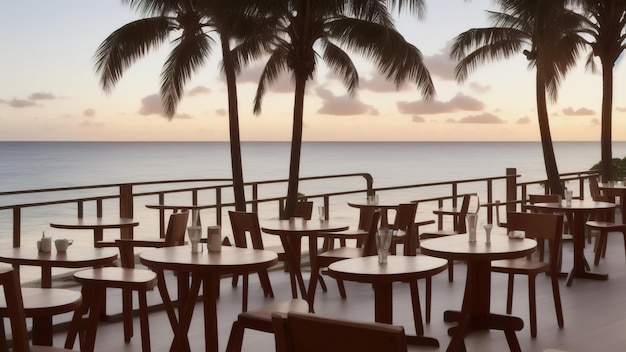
[94,17,174,93]
[319,38,359,95]
[160,31,213,118]
[253,48,290,115]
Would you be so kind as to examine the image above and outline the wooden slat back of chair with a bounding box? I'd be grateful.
[589,175,611,202]
[293,201,314,220]
[0,268,31,352]
[528,194,561,214]
[229,211,265,250]
[506,211,564,268]
[361,211,382,257]
[163,211,190,247]
[273,312,408,352]
[454,194,472,233]
[392,203,418,255]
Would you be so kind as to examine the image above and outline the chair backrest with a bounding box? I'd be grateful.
[454,194,473,233]
[164,211,190,247]
[506,212,564,268]
[0,268,31,351]
[527,194,560,214]
[293,201,314,220]
[229,211,265,250]
[392,203,418,255]
[589,175,610,202]
[360,210,382,257]
[273,312,408,352]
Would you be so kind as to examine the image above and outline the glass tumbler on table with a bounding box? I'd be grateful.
[376,227,392,264]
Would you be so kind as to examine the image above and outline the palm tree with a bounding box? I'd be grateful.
[451,0,585,195]
[573,0,626,181]
[246,0,435,218]
[94,0,260,211]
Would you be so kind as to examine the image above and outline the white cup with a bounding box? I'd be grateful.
[208,226,222,252]
[187,226,203,253]
[54,239,73,252]
[37,237,52,253]
[318,206,325,221]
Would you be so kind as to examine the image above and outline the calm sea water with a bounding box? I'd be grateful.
[1,141,625,282]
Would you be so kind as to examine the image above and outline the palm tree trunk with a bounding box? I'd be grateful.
[536,72,562,195]
[283,74,307,219]
[221,35,247,211]
[600,61,614,181]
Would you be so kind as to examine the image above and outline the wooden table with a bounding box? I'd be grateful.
[420,235,536,352]
[328,255,447,347]
[598,182,626,218]
[50,217,139,247]
[348,199,399,228]
[261,219,348,299]
[532,200,615,286]
[0,247,117,346]
[139,246,277,352]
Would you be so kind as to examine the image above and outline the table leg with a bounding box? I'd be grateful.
[170,274,201,352]
[32,265,53,345]
[202,274,220,352]
[566,212,608,286]
[279,235,307,298]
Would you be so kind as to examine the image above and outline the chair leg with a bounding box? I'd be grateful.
[506,274,514,315]
[447,259,454,282]
[242,274,249,312]
[225,320,245,352]
[594,232,606,265]
[551,274,564,328]
[83,286,105,352]
[409,280,424,335]
[257,269,274,298]
[122,288,133,342]
[426,277,432,323]
[336,279,347,299]
[138,290,151,352]
[232,274,239,287]
[528,275,537,338]
[318,274,328,292]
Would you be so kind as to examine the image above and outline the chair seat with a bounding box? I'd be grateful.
[586,220,626,231]
[491,258,549,274]
[0,288,82,317]
[238,299,309,326]
[319,229,368,240]
[319,247,363,260]
[420,230,461,239]
[74,267,157,289]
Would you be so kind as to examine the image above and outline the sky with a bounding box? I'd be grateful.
[1,0,625,142]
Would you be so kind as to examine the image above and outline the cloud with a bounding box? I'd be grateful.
[9,98,37,108]
[78,120,105,127]
[139,94,164,115]
[591,118,600,126]
[28,92,56,100]
[617,107,626,112]
[397,92,484,114]
[457,112,505,124]
[446,118,455,123]
[562,107,595,116]
[237,63,298,93]
[516,116,531,124]
[469,82,491,94]
[360,74,410,92]
[423,41,457,81]
[412,116,425,122]
[216,108,227,116]
[175,113,192,119]
[83,108,96,117]
[316,87,379,116]
[188,86,211,96]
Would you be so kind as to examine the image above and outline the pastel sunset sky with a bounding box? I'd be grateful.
[1,0,625,142]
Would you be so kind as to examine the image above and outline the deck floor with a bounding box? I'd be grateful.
[41,236,626,352]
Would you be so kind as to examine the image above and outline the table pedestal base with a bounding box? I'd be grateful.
[444,310,523,352]
[566,270,608,286]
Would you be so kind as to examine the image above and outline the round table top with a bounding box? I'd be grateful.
[598,182,626,190]
[420,235,536,262]
[139,246,278,274]
[261,219,349,235]
[347,200,402,209]
[0,287,82,317]
[532,200,615,213]
[50,217,139,229]
[328,255,448,283]
[0,247,118,268]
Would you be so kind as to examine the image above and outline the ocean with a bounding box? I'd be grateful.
[1,141,624,282]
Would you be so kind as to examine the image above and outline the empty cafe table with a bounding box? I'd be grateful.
[50,217,139,247]
[0,247,117,346]
[532,199,615,286]
[139,246,277,352]
[327,255,447,347]
[420,235,536,352]
[261,219,349,299]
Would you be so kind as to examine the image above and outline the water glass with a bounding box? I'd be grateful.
[318,206,325,220]
[187,226,203,253]
[483,223,493,244]
[376,227,391,264]
[565,190,573,207]
[466,213,478,242]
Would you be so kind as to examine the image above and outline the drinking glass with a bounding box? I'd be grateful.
[483,223,493,244]
[466,213,478,242]
[565,190,573,207]
[376,227,391,264]
[318,206,325,221]
[187,226,203,253]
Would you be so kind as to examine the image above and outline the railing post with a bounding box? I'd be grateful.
[215,188,222,226]
[12,207,21,248]
[120,184,134,239]
[506,168,517,213]
[252,184,259,213]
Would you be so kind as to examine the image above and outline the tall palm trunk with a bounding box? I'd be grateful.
[600,61,614,181]
[536,70,563,195]
[283,74,307,219]
[221,34,247,211]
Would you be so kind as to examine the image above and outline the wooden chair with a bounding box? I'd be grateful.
[62,212,187,352]
[272,312,408,352]
[228,211,275,311]
[420,194,473,281]
[526,194,572,262]
[0,267,76,352]
[589,175,610,202]
[225,299,309,352]
[308,210,380,304]
[491,211,565,337]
